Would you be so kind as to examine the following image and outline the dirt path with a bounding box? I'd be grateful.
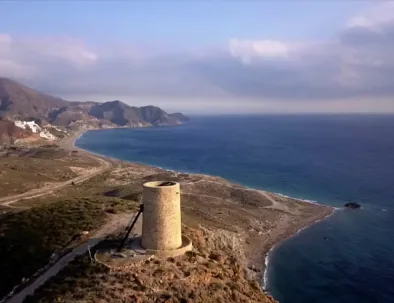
[4,213,132,303]
[0,154,112,207]
[183,178,291,212]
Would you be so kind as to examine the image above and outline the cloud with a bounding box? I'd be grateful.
[0,35,97,76]
[0,34,11,46]
[228,39,291,63]
[213,3,394,101]
[1,2,394,113]
[347,2,394,30]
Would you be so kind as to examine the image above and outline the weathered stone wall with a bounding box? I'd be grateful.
[141,181,182,250]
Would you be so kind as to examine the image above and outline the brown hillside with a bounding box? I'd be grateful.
[0,78,67,120]
[0,119,33,144]
[0,77,188,128]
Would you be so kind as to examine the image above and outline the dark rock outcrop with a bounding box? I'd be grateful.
[344,202,361,209]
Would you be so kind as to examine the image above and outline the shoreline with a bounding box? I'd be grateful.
[62,128,335,287]
[262,208,337,291]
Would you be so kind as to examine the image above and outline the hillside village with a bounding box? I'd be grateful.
[14,120,60,141]
[0,77,188,145]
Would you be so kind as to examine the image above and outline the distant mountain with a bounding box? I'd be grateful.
[48,104,96,126]
[0,78,188,129]
[169,112,189,122]
[0,78,67,120]
[88,100,144,126]
[139,105,179,126]
[88,102,184,127]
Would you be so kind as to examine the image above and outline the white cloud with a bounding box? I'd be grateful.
[0,34,11,45]
[347,16,376,30]
[0,34,97,75]
[27,37,97,66]
[347,2,394,30]
[0,59,34,79]
[0,34,12,55]
[1,2,394,113]
[228,39,290,63]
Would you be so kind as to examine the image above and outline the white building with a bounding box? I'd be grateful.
[14,120,41,133]
[14,120,57,140]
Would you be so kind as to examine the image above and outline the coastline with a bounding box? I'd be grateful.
[262,208,336,290]
[62,128,335,286]
[58,128,94,151]
[59,128,129,165]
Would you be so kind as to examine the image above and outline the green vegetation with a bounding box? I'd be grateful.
[0,196,137,298]
[24,255,108,303]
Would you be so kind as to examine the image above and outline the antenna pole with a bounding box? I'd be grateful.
[117,204,143,251]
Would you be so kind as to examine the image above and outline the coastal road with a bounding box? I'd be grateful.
[0,154,112,207]
[3,213,132,303]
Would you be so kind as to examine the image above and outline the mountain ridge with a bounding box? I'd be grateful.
[0,78,188,129]
[0,77,68,120]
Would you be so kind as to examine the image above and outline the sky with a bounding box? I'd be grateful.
[1,1,394,114]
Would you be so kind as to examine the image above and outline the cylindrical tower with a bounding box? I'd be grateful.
[141,181,182,250]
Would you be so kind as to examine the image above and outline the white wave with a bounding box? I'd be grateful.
[263,244,277,291]
[274,192,320,205]
[262,208,337,291]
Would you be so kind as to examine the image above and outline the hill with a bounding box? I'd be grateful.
[48,104,98,127]
[0,78,188,129]
[88,102,185,126]
[0,119,35,144]
[0,78,67,120]
[140,105,185,126]
[88,100,144,126]
[169,112,189,122]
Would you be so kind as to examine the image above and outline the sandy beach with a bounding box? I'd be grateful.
[58,128,91,151]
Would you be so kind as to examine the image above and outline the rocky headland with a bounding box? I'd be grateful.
[0,129,334,303]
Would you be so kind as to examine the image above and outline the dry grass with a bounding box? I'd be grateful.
[24,226,277,303]
[0,196,138,298]
[0,145,331,303]
[0,146,99,198]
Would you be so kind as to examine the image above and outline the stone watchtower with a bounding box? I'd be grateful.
[95,180,191,267]
[141,181,183,251]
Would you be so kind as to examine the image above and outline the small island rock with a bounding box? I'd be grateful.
[344,202,361,209]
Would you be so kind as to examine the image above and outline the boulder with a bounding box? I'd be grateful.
[344,202,361,209]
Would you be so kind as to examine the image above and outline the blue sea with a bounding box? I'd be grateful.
[76,115,394,303]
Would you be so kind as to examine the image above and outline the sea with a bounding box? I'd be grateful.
[76,115,394,303]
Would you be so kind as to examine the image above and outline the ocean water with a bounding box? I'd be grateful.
[76,115,394,303]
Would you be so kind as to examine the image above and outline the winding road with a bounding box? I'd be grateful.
[3,213,132,303]
[0,154,112,208]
